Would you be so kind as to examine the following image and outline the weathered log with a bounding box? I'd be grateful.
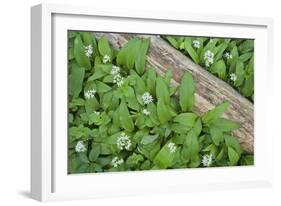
[95,33,254,153]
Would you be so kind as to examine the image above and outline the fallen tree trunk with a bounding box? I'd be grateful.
[95,33,254,153]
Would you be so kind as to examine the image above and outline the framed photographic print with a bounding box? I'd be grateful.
[31,3,274,201]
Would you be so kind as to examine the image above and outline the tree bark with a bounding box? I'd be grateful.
[95,33,254,153]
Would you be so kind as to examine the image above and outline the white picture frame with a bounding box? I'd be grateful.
[31,3,274,202]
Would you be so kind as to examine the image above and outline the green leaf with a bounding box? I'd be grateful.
[153,142,177,169]
[165,36,179,49]
[228,147,240,166]
[210,126,223,146]
[156,76,170,105]
[179,71,195,112]
[140,135,159,145]
[241,74,254,97]
[135,38,150,75]
[173,113,197,128]
[182,129,199,166]
[224,135,243,155]
[184,37,199,64]
[69,64,85,98]
[73,35,91,70]
[238,40,254,54]
[202,101,229,124]
[240,155,254,165]
[234,60,245,87]
[96,81,111,93]
[157,99,172,124]
[211,118,239,132]
[78,152,90,164]
[98,36,112,58]
[119,99,134,132]
[146,68,157,96]
[126,39,142,70]
[89,144,101,162]
[210,60,226,79]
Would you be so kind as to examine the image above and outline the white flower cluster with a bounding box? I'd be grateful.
[84,45,93,58]
[201,154,213,167]
[142,92,153,105]
[110,65,120,76]
[102,54,111,64]
[75,141,87,153]
[111,157,124,168]
[94,111,100,115]
[111,65,124,87]
[192,40,201,49]
[113,74,124,87]
[116,133,132,151]
[223,52,233,60]
[230,73,237,82]
[204,50,214,67]
[84,89,96,99]
[167,142,177,153]
[142,109,150,116]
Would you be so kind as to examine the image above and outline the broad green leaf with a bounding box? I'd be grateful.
[210,59,226,79]
[182,129,199,165]
[135,38,150,75]
[73,35,91,70]
[211,118,239,132]
[241,74,254,97]
[96,81,111,93]
[193,118,202,136]
[156,76,170,105]
[179,71,195,112]
[140,135,159,145]
[69,64,85,98]
[119,99,134,132]
[165,36,179,49]
[234,60,245,87]
[157,99,172,124]
[202,101,229,124]
[126,39,141,70]
[98,36,112,58]
[238,40,254,54]
[228,147,240,166]
[153,142,177,169]
[146,68,157,96]
[224,135,243,155]
[210,126,223,146]
[214,40,230,62]
[184,37,199,64]
[239,52,253,62]
[78,152,90,164]
[89,144,101,162]
[173,113,197,128]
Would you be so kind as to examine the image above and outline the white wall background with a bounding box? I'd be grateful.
[0,0,280,205]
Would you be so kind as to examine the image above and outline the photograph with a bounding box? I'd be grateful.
[67,31,254,174]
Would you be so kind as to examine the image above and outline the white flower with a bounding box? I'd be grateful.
[142,92,153,105]
[204,50,214,67]
[230,73,237,82]
[113,74,124,87]
[202,154,213,167]
[167,142,177,153]
[84,89,96,99]
[75,141,87,153]
[94,111,100,115]
[116,132,132,150]
[223,52,233,60]
[192,40,201,49]
[110,65,120,76]
[102,54,111,64]
[142,109,150,116]
[111,157,124,168]
[84,45,93,58]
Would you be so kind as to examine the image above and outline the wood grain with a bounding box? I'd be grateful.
[95,33,254,153]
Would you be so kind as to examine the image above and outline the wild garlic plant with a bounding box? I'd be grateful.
[67,31,253,174]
